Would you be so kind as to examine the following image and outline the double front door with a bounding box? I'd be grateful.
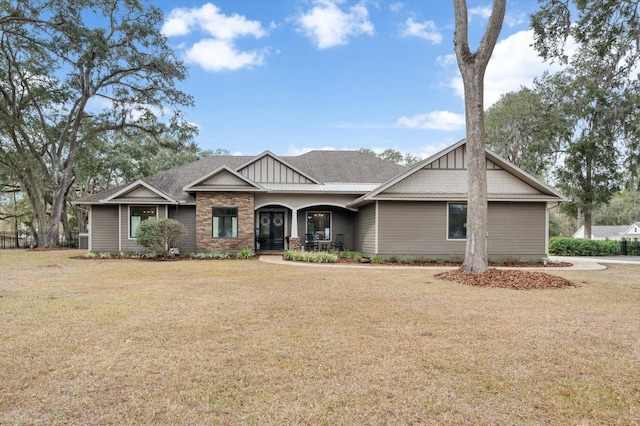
[258,211,285,250]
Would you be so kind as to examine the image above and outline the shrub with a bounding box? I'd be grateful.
[236,248,254,259]
[549,237,622,256]
[338,250,363,261]
[283,250,338,263]
[191,251,230,259]
[135,218,186,256]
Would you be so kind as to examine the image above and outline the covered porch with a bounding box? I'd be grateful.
[254,200,356,252]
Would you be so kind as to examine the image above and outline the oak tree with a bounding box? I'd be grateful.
[0,0,196,247]
[453,0,506,272]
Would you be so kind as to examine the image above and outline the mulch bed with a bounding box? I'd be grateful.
[435,268,578,290]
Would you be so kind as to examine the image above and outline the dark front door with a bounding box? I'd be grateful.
[259,211,285,250]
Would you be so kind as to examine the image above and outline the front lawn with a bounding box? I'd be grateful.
[1,250,639,425]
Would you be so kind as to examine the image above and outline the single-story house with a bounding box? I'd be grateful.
[573,222,640,240]
[74,139,566,260]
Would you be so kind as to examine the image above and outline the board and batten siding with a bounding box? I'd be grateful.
[90,205,119,252]
[354,203,376,256]
[239,155,312,183]
[376,201,548,260]
[168,205,196,253]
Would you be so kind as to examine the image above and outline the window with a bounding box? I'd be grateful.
[130,206,157,238]
[307,212,331,240]
[448,203,467,240]
[213,207,238,238]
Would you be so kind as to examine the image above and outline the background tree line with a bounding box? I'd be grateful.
[2,0,640,247]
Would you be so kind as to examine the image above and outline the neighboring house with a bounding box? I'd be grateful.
[74,139,566,260]
[573,222,640,240]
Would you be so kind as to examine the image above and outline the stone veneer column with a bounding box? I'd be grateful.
[195,192,255,252]
[288,237,301,251]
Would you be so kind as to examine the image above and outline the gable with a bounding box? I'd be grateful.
[102,180,175,204]
[381,168,540,196]
[183,166,264,192]
[238,152,316,184]
[201,170,252,187]
[123,186,164,199]
[348,139,566,207]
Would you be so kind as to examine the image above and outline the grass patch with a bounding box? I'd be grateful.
[1,250,639,425]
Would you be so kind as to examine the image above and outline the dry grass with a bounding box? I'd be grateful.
[1,250,639,425]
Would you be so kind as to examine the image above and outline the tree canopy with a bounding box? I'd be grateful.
[0,0,197,247]
[531,0,640,238]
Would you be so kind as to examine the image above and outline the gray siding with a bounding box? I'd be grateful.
[240,155,312,183]
[378,201,464,257]
[168,205,196,253]
[487,202,546,258]
[121,205,167,252]
[376,201,547,260]
[90,205,119,252]
[354,203,376,256]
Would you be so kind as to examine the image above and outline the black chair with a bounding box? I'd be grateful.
[331,233,344,251]
[304,233,317,251]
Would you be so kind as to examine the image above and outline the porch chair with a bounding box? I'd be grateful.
[304,233,317,251]
[331,233,345,251]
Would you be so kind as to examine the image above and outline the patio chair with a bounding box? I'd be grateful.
[331,233,344,251]
[304,233,317,251]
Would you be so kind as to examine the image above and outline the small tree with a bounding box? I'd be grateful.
[135,218,186,256]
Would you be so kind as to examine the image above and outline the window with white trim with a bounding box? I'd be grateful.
[447,203,467,240]
[213,207,238,238]
[130,206,157,238]
[307,212,331,240]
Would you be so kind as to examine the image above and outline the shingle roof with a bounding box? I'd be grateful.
[77,151,406,204]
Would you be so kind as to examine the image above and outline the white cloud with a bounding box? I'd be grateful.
[396,111,465,131]
[445,30,566,108]
[297,0,374,49]
[402,18,442,44]
[469,6,492,20]
[185,39,265,72]
[162,3,268,72]
[505,12,526,28]
[162,3,266,39]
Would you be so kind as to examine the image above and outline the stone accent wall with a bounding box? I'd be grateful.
[288,236,300,251]
[195,192,254,252]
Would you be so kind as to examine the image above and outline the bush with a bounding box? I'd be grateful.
[135,218,186,256]
[283,250,338,263]
[236,248,254,259]
[191,251,230,259]
[549,237,622,256]
[338,250,364,261]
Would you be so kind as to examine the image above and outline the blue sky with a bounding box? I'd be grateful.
[156,0,562,158]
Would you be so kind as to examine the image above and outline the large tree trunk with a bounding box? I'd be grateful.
[460,67,489,271]
[453,0,506,273]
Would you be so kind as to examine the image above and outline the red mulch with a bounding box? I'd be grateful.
[434,268,578,290]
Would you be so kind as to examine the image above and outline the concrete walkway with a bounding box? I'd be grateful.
[259,255,609,271]
[550,255,640,265]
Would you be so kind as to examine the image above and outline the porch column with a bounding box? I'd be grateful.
[289,208,301,250]
[290,208,299,238]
